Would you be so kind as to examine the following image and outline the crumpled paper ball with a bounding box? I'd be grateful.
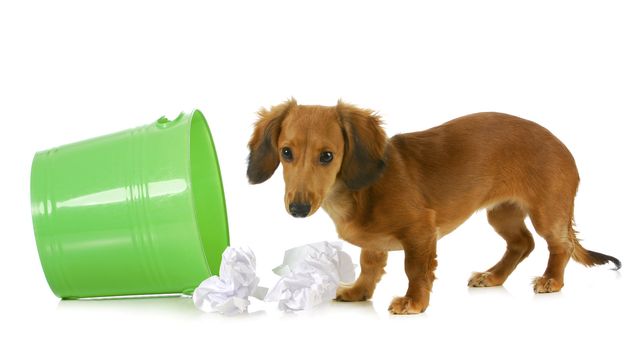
[193,246,265,315]
[264,241,356,311]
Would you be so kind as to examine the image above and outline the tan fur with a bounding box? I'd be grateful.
[247,99,620,315]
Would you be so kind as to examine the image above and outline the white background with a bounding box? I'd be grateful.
[1,0,637,349]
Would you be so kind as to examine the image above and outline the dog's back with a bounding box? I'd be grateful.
[389,112,579,215]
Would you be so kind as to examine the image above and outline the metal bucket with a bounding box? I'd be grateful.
[30,110,229,299]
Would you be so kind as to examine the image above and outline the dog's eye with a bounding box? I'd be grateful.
[281,147,293,161]
[319,151,333,164]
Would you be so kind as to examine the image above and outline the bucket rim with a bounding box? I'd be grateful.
[185,109,230,276]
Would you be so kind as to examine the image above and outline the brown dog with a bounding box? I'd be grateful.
[247,99,621,315]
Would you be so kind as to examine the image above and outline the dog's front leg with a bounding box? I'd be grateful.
[335,249,388,302]
[389,220,438,315]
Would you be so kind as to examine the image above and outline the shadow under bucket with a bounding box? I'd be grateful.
[30,110,229,299]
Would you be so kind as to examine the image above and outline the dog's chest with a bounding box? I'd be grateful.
[335,221,403,251]
[322,193,403,251]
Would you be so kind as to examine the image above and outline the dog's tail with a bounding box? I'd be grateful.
[568,214,621,270]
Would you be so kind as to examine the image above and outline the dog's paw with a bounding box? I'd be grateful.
[532,276,563,293]
[468,271,504,287]
[387,296,426,315]
[335,285,370,302]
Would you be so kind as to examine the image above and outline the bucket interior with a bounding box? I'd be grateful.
[188,111,229,275]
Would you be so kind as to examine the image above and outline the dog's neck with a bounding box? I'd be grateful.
[321,179,356,224]
[322,178,397,250]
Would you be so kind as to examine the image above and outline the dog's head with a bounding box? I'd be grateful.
[247,98,387,218]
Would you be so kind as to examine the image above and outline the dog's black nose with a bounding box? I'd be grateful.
[289,202,311,218]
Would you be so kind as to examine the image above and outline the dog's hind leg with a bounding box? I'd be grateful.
[468,202,535,287]
[528,204,575,293]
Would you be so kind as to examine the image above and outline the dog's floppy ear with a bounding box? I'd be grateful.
[247,98,297,184]
[337,100,388,190]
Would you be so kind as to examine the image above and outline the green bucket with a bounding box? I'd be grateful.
[30,110,229,299]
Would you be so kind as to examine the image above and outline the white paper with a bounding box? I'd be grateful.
[193,246,265,315]
[264,241,356,311]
